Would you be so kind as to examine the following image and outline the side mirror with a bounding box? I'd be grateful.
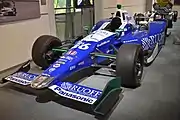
[110,13,114,18]
[83,26,91,35]
[115,28,125,37]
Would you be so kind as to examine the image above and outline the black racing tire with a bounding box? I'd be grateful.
[167,19,173,28]
[116,44,144,88]
[163,27,167,45]
[173,11,178,22]
[153,3,160,10]
[134,13,145,25]
[32,35,62,69]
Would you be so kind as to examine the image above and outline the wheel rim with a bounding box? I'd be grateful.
[135,54,143,82]
[42,42,61,66]
[43,50,54,64]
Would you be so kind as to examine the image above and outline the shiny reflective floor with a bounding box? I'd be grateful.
[0,21,180,120]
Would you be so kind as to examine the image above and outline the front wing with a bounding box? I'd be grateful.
[1,60,123,118]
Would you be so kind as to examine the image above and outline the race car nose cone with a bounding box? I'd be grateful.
[30,76,53,89]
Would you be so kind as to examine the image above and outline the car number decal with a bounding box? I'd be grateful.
[71,41,91,50]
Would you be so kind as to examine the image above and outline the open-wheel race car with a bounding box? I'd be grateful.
[0,0,16,16]
[0,5,167,119]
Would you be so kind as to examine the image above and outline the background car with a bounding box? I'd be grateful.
[0,0,16,16]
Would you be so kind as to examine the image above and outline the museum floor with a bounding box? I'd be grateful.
[0,21,180,120]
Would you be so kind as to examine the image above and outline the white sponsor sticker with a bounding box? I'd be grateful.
[5,72,37,85]
[77,0,82,5]
[70,65,76,71]
[147,43,159,63]
[97,40,110,47]
[5,76,32,85]
[83,30,115,42]
[78,61,85,66]
[49,85,98,104]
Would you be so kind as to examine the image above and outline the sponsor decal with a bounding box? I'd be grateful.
[41,73,51,77]
[78,61,85,66]
[60,56,73,61]
[6,76,31,85]
[51,58,67,70]
[147,43,159,63]
[49,82,102,104]
[123,39,138,43]
[49,68,56,72]
[70,65,76,71]
[77,0,82,5]
[56,61,65,65]
[61,56,66,59]
[70,51,77,56]
[67,50,77,56]
[142,32,164,49]
[59,58,67,62]
[5,72,37,85]
[12,72,37,80]
[97,40,110,47]
[83,30,115,42]
[106,49,113,53]
[66,56,74,61]
[34,76,48,83]
[53,63,61,68]
[58,58,68,62]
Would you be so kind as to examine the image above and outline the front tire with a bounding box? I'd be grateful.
[32,35,62,69]
[116,44,144,88]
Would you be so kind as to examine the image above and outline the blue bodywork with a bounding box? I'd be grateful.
[4,18,167,90]
[39,19,167,87]
[3,17,167,105]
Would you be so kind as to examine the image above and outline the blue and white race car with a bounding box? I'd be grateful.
[1,7,167,118]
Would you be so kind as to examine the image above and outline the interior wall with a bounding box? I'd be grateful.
[0,0,56,71]
[94,0,147,21]
[102,0,118,19]
[146,0,153,11]
[94,0,103,22]
[56,9,93,40]
[173,0,180,17]
[120,0,147,14]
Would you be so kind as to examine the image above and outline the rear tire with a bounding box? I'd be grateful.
[163,28,167,45]
[116,44,144,88]
[32,35,62,69]
[173,11,178,22]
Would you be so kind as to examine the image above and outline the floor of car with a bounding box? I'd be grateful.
[0,21,180,120]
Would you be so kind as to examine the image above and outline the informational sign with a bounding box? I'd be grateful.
[0,0,40,24]
[74,0,94,8]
